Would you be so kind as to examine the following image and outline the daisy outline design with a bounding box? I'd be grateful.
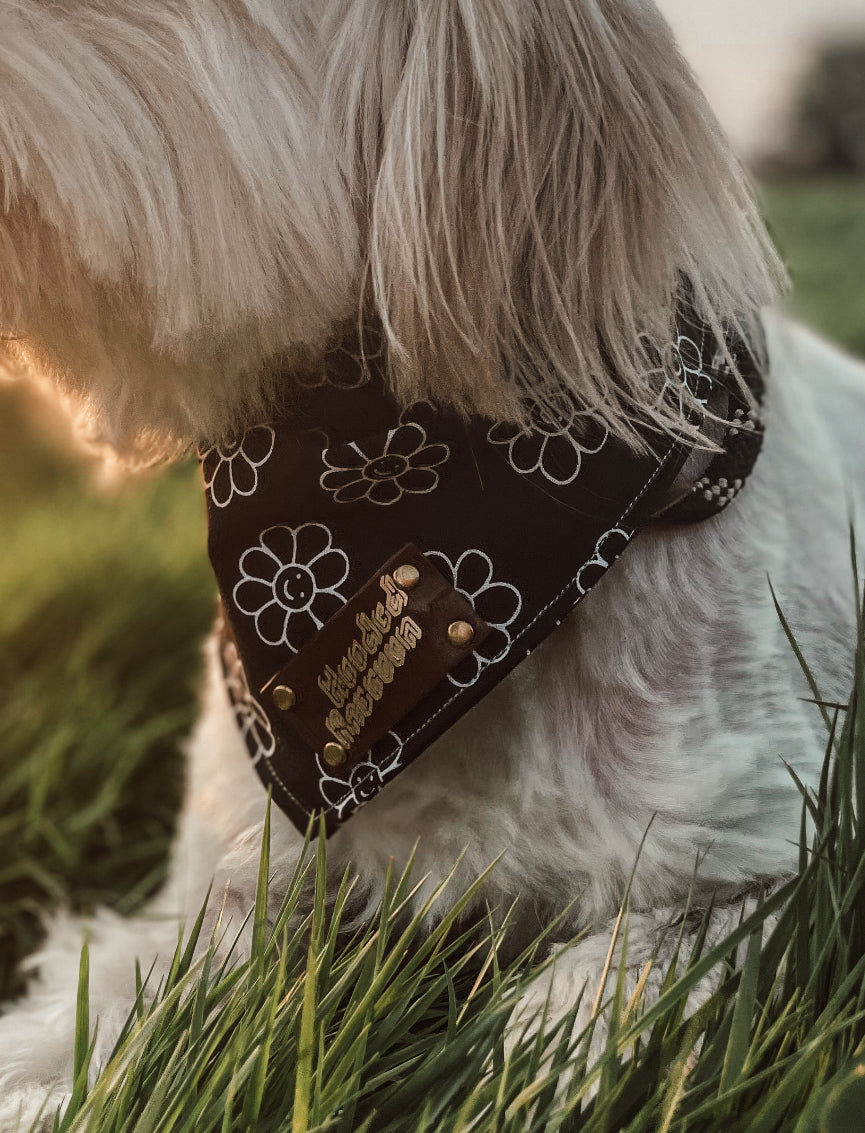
[640,326,715,421]
[320,407,450,506]
[487,390,609,486]
[233,523,349,651]
[316,732,405,820]
[425,548,522,688]
[220,637,276,766]
[574,527,635,597]
[201,425,275,508]
[296,327,385,391]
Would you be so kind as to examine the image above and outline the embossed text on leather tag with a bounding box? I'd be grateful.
[261,544,490,768]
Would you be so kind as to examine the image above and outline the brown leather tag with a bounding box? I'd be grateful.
[261,544,490,768]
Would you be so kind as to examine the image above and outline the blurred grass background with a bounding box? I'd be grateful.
[761,176,865,356]
[0,409,214,998]
[0,175,863,1003]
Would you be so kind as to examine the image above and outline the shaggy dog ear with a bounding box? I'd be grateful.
[327,0,784,443]
[0,2,358,458]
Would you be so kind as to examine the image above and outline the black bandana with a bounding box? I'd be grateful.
[202,307,764,836]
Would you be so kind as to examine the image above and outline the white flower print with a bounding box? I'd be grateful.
[487,390,608,485]
[316,732,405,820]
[320,416,450,506]
[220,637,276,766]
[425,549,522,688]
[233,523,349,651]
[647,331,714,418]
[201,426,275,508]
[574,527,634,596]
[296,329,384,390]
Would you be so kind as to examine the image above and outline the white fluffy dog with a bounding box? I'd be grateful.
[1,0,864,1124]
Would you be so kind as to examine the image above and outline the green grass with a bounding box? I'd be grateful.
[760,176,865,359]
[39,677,865,1131]
[1,176,864,1128]
[0,386,215,999]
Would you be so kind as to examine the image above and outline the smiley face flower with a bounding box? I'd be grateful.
[320,422,450,506]
[316,732,405,820]
[233,523,349,651]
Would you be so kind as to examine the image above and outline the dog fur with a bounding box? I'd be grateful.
[1,1,864,1125]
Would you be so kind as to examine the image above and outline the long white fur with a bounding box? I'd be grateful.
[1,0,781,455]
[1,2,864,1127]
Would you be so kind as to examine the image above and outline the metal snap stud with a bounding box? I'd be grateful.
[272,685,297,711]
[323,742,348,768]
[393,563,421,591]
[447,620,475,648]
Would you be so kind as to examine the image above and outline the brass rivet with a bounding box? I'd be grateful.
[323,742,348,768]
[393,563,421,591]
[272,685,297,711]
[447,620,475,648]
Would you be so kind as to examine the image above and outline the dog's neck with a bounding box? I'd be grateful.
[201,303,764,835]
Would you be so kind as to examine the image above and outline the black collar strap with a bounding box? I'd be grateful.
[202,307,764,836]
